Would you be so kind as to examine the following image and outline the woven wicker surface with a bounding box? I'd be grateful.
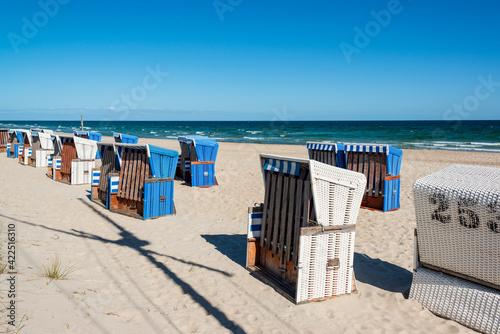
[414,164,500,287]
[310,160,366,227]
[296,160,365,303]
[410,267,500,334]
[297,232,355,303]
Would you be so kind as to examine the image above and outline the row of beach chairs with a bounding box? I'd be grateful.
[2,128,220,220]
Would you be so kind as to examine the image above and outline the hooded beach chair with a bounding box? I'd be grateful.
[177,135,219,187]
[91,143,179,219]
[6,129,28,159]
[306,142,346,168]
[49,135,97,185]
[74,131,102,159]
[0,129,9,152]
[343,143,402,212]
[19,130,34,165]
[29,130,55,167]
[113,133,139,144]
[410,164,500,333]
[246,154,366,304]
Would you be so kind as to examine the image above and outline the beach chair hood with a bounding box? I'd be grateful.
[113,133,139,144]
[114,143,179,178]
[34,132,55,150]
[73,136,98,159]
[178,135,218,162]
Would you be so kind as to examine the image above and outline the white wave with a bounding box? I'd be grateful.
[243,136,265,140]
[246,130,263,134]
[470,142,500,146]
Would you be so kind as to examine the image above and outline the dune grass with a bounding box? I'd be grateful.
[43,256,76,284]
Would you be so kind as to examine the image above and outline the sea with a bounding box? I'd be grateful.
[1,120,499,153]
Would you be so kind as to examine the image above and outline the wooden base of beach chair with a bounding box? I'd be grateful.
[110,197,144,219]
[247,247,358,305]
[60,171,71,183]
[175,166,183,179]
[361,195,384,211]
[0,147,6,152]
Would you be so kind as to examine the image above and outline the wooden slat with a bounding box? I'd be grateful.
[374,154,381,197]
[352,153,358,172]
[122,152,131,198]
[285,177,296,263]
[302,181,310,227]
[380,155,387,196]
[130,153,138,200]
[138,154,146,201]
[137,153,146,201]
[260,172,272,248]
[368,154,375,195]
[362,153,370,191]
[293,179,303,266]
[265,173,277,251]
[124,152,134,199]
[271,174,283,253]
[117,152,127,197]
[278,175,289,258]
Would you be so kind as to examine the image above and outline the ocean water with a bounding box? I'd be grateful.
[1,120,499,153]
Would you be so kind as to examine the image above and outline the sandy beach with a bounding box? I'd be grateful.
[1,137,499,334]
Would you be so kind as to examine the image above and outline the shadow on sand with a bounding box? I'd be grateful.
[201,234,413,297]
[354,253,413,296]
[0,200,244,333]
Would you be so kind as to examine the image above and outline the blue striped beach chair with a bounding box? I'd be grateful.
[49,135,97,185]
[247,154,366,304]
[177,135,219,187]
[93,143,179,219]
[6,129,27,159]
[306,142,346,168]
[344,143,402,212]
[29,131,55,167]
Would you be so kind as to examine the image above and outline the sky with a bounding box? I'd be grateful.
[0,0,499,121]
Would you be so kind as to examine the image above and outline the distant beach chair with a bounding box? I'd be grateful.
[6,129,28,159]
[74,131,102,159]
[306,142,346,168]
[177,135,219,187]
[113,133,139,144]
[18,130,34,165]
[246,154,366,304]
[49,135,97,185]
[47,135,63,179]
[0,129,9,152]
[91,143,179,219]
[410,164,500,333]
[343,143,402,212]
[29,131,55,167]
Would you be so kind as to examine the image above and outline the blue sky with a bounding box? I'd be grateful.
[0,0,499,121]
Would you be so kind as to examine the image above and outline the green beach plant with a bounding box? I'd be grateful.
[43,256,76,284]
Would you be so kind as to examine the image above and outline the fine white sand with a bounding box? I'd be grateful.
[1,138,499,333]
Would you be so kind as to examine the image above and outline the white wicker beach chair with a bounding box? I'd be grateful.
[247,154,366,304]
[411,164,500,333]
